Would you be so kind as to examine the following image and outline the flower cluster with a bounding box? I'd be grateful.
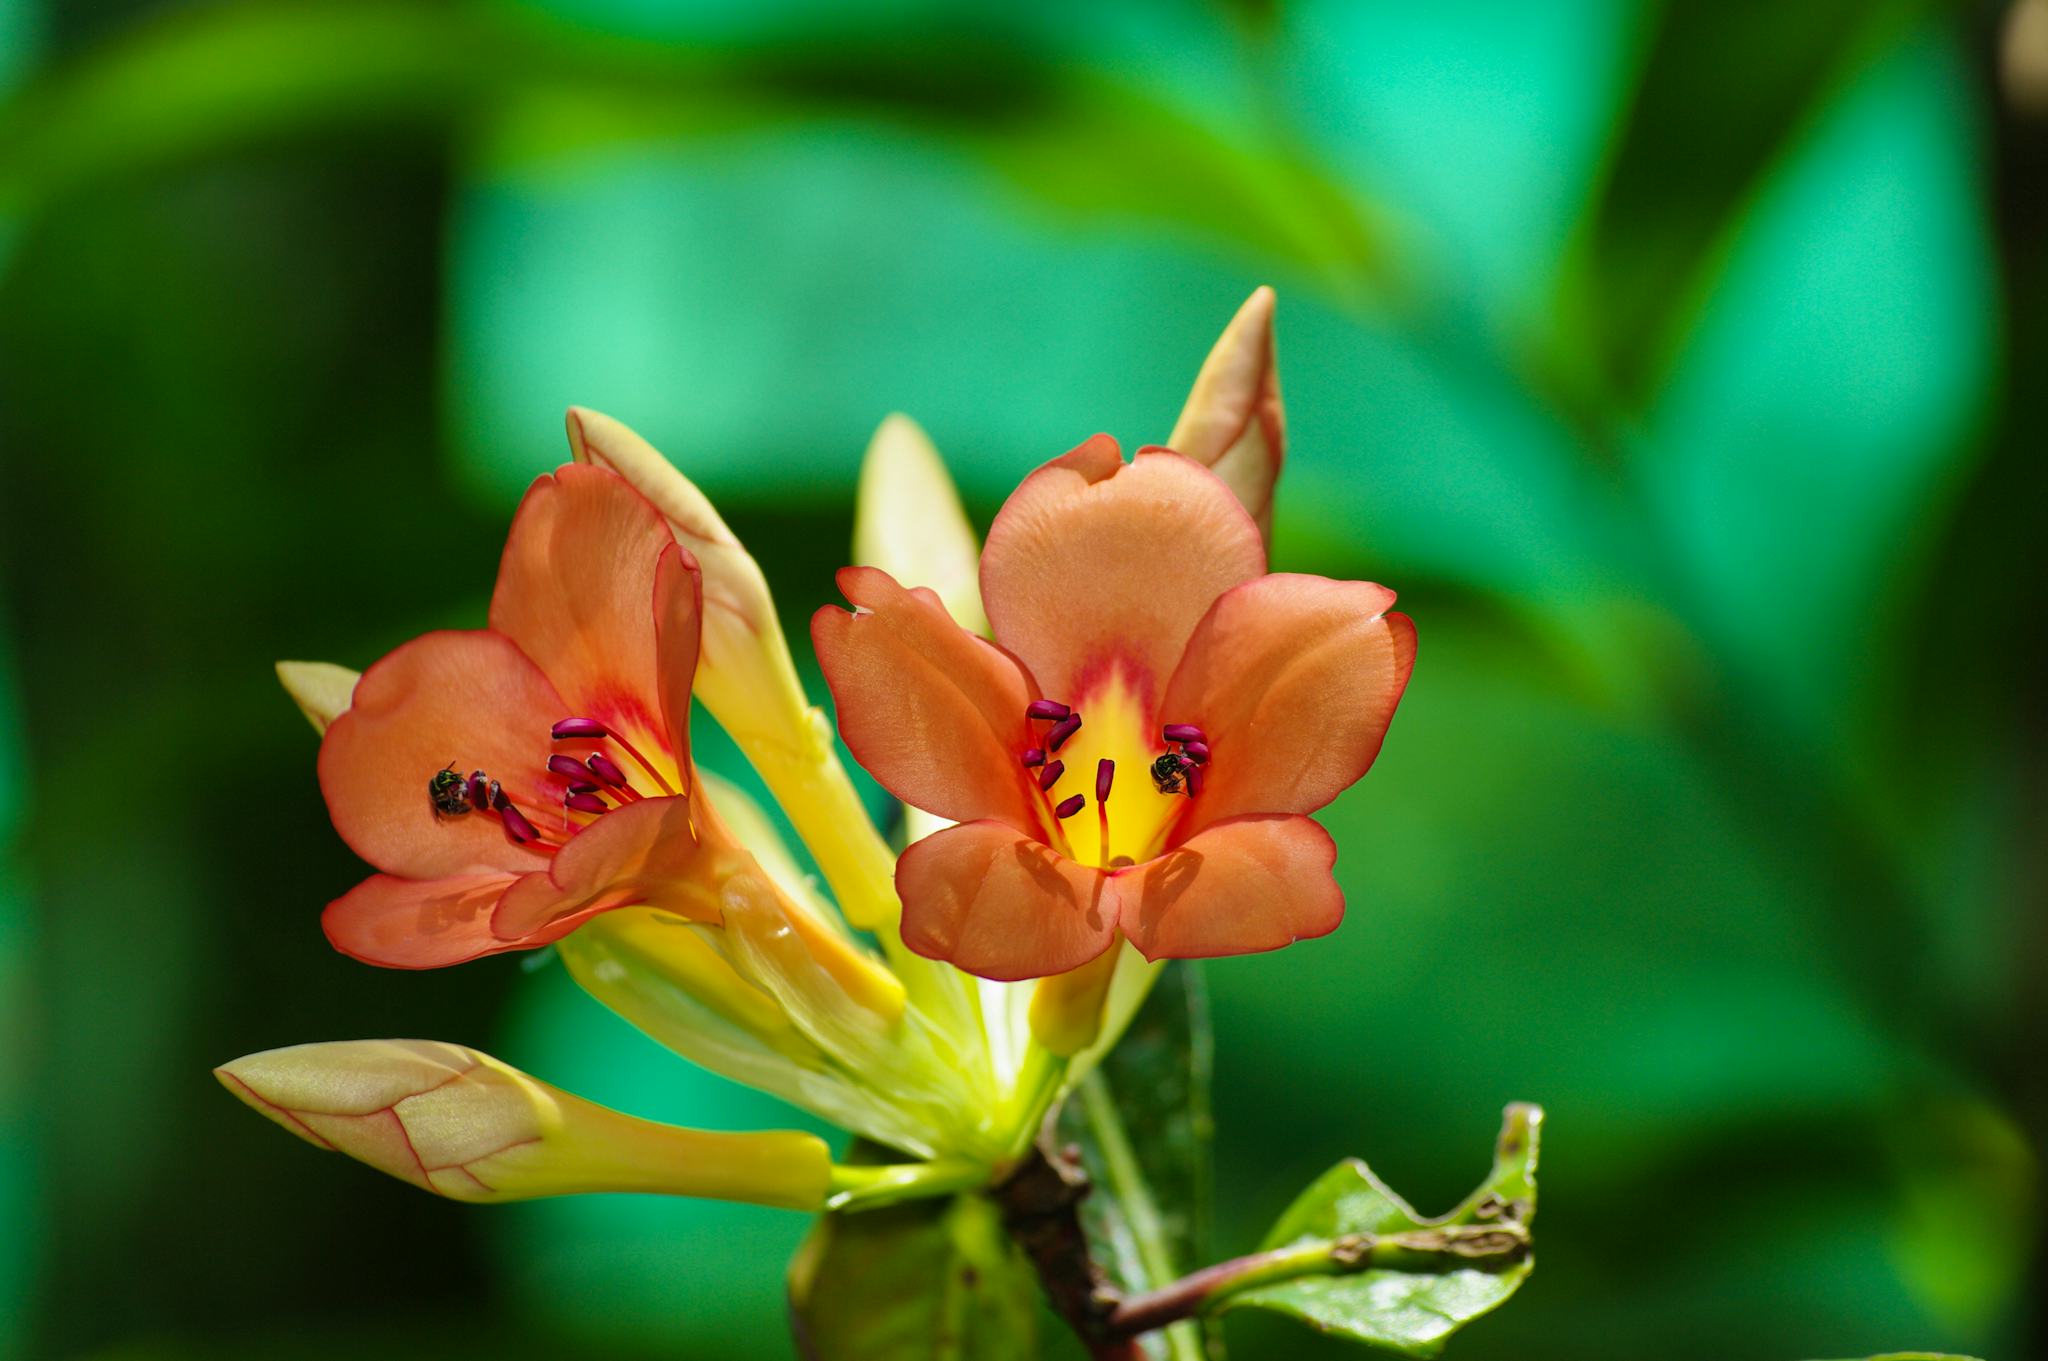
[223,288,1414,1220]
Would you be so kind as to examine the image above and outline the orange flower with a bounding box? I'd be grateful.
[317,463,724,967]
[814,437,1415,982]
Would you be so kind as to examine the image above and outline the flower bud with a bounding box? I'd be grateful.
[275,661,359,735]
[854,414,988,634]
[1166,286,1285,541]
[217,1039,832,1209]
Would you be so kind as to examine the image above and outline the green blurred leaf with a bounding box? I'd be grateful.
[1560,0,1931,394]
[1059,961,1217,1360]
[0,1,1389,295]
[1641,27,1994,759]
[788,1192,1039,1361]
[1221,1104,1540,1357]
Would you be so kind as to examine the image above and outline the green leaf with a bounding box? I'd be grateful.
[1560,0,1932,395]
[787,1192,1039,1361]
[0,2,1389,296]
[1058,961,1218,1360]
[1220,1104,1540,1356]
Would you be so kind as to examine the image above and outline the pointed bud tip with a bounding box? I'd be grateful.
[276,660,360,735]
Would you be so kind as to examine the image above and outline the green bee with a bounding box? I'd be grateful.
[1149,751,1191,796]
[428,763,472,818]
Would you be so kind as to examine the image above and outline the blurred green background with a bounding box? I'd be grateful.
[2,0,2043,1357]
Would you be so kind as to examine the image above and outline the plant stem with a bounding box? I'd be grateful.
[1075,1073,1205,1361]
[997,1041,1070,1163]
[1105,1224,1531,1339]
[824,1156,990,1211]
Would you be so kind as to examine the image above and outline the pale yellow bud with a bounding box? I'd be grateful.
[1167,286,1285,541]
[275,661,359,735]
[854,414,988,634]
[216,1039,831,1209]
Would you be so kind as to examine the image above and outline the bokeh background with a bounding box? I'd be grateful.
[2,1,2044,1358]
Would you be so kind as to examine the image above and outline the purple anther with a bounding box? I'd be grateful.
[546,755,588,781]
[1163,723,1206,745]
[1038,760,1066,792]
[585,753,630,788]
[499,805,540,843]
[1046,714,1083,751]
[564,792,609,814]
[1096,759,1115,802]
[1185,763,1205,797]
[488,779,508,811]
[551,717,610,740]
[1025,700,1071,721]
[1019,747,1046,768]
[1054,793,1086,819]
[466,772,491,812]
[1182,741,1211,765]
[566,781,599,796]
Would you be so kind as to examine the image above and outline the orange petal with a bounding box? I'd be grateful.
[1167,285,1285,539]
[317,629,565,880]
[1118,814,1343,961]
[488,464,678,763]
[896,820,1118,982]
[491,794,714,941]
[979,439,1264,715]
[812,566,1041,830]
[651,543,704,779]
[322,872,529,969]
[1161,574,1415,831]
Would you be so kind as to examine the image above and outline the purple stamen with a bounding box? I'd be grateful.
[1185,764,1205,797]
[1054,793,1086,820]
[466,772,491,812]
[500,805,540,843]
[546,755,588,781]
[1047,714,1083,751]
[1026,700,1071,721]
[564,792,609,814]
[586,753,630,788]
[1163,723,1206,745]
[1095,759,1115,803]
[567,781,599,796]
[1038,760,1066,792]
[1182,741,1211,765]
[488,780,509,811]
[552,717,610,740]
[1020,747,1046,768]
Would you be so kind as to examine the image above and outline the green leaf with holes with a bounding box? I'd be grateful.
[787,1190,1038,1361]
[1218,1104,1540,1356]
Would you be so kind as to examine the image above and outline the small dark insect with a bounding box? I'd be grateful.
[1150,751,1191,796]
[428,763,472,817]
